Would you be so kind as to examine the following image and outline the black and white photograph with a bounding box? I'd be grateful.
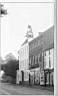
[0,0,56,95]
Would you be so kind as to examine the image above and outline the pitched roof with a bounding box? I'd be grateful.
[21,39,28,46]
[41,25,54,51]
[29,25,54,54]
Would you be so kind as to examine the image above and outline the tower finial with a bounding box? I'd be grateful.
[26,24,33,39]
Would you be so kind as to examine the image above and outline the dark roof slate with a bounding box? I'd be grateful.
[29,25,54,54]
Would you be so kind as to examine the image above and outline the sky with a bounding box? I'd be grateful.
[0,0,55,3]
[1,1,55,59]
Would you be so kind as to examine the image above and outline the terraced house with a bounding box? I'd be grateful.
[29,26,54,86]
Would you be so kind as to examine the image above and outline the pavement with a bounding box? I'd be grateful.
[22,84,54,92]
[0,82,54,95]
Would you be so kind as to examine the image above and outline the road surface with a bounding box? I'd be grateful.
[0,82,54,95]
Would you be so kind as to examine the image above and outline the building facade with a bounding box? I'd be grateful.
[29,26,54,86]
[43,48,54,86]
[18,42,29,84]
[29,33,43,85]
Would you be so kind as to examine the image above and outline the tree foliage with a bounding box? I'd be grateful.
[2,59,19,78]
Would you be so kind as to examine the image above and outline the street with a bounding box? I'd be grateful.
[0,82,54,95]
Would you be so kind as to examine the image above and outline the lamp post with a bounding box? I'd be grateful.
[0,4,7,71]
[0,4,7,56]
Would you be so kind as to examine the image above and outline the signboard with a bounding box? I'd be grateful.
[40,71,44,85]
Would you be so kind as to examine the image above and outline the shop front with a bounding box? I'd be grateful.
[40,70,44,85]
[29,68,40,85]
[24,70,29,85]
[50,70,54,86]
[19,70,29,85]
[44,69,54,86]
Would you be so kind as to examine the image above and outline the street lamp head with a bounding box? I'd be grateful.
[1,9,7,15]
[0,4,7,16]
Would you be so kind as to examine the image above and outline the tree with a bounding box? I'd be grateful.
[4,59,19,78]
[1,53,19,79]
[5,53,17,62]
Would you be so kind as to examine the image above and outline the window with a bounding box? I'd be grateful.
[29,58,31,66]
[36,55,38,64]
[49,56,51,68]
[35,55,38,64]
[34,56,35,63]
[35,55,36,64]
[39,54,42,62]
[31,44,33,50]
[44,52,46,56]
[31,57,33,66]
[38,40,40,46]
[33,56,35,64]
[38,54,40,63]
[32,43,34,49]
[35,41,38,48]
[34,41,36,48]
[33,42,35,48]
[49,50,50,55]
[32,56,33,65]
[35,40,38,48]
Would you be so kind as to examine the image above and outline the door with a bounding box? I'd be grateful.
[21,71,24,84]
